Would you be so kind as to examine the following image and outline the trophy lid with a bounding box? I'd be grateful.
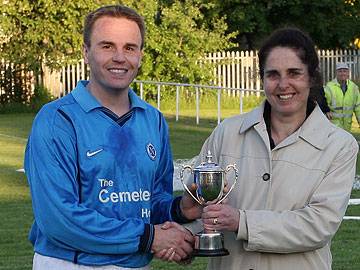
[194,150,224,173]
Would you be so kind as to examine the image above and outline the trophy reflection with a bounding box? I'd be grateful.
[179,151,238,257]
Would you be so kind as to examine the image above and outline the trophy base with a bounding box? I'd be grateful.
[193,231,229,257]
[193,248,229,257]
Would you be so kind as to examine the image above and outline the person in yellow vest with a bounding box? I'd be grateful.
[324,62,360,131]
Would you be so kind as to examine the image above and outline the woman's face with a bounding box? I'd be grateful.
[263,46,311,119]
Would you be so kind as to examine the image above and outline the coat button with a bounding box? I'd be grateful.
[262,173,270,181]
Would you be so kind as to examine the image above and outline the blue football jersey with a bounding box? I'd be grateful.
[25,81,174,267]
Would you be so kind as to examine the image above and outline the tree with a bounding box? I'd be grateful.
[0,0,234,88]
[0,0,101,78]
[136,0,235,83]
[201,0,360,50]
[265,0,360,49]
[199,0,269,50]
[116,0,235,100]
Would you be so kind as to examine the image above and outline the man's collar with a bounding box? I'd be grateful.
[71,81,101,112]
[334,78,349,86]
[71,80,147,112]
[128,88,147,110]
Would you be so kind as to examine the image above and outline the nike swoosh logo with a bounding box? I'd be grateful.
[86,149,103,157]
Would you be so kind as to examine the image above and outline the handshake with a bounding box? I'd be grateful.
[150,197,240,263]
[150,185,203,264]
[151,221,195,264]
[150,184,239,263]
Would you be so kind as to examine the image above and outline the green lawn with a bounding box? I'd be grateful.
[0,112,359,270]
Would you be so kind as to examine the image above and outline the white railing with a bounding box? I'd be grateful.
[135,80,263,124]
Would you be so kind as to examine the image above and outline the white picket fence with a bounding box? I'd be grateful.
[205,50,261,95]
[1,49,359,100]
[205,49,360,95]
[38,49,360,98]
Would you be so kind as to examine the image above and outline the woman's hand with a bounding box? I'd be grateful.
[201,203,240,233]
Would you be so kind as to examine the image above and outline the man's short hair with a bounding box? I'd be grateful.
[83,5,146,49]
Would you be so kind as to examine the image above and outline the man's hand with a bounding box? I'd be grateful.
[151,221,194,262]
[179,183,203,220]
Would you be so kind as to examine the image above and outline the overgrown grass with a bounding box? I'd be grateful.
[0,109,359,270]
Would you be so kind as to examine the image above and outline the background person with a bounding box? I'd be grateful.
[189,27,358,270]
[25,5,200,270]
[324,62,360,131]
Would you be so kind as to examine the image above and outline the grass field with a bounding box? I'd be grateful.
[0,112,359,270]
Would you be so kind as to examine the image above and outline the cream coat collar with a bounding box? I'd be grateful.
[239,101,335,151]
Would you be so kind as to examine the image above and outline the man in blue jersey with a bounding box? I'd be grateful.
[25,5,201,270]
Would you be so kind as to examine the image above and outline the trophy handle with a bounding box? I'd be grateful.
[217,164,238,204]
[179,165,203,205]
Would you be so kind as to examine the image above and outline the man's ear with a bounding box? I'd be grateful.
[137,50,144,68]
[83,44,89,64]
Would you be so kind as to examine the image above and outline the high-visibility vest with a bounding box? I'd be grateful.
[324,79,360,131]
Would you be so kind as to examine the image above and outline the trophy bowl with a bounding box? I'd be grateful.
[180,151,238,257]
[197,172,223,202]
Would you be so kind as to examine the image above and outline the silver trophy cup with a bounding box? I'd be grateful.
[179,151,238,257]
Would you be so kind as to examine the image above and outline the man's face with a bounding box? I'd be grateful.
[83,16,143,93]
[336,68,349,83]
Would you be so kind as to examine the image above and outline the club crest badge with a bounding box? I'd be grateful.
[146,143,156,161]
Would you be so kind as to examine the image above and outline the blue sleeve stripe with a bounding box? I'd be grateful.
[139,223,154,253]
[171,196,195,224]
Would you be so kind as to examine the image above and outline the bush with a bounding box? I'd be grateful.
[29,85,54,112]
[0,85,54,114]
[0,102,32,113]
[0,63,33,107]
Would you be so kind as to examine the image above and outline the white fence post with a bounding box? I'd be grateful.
[240,90,244,114]
[217,87,221,124]
[195,86,199,125]
[176,85,180,122]
[157,84,161,110]
[140,82,143,99]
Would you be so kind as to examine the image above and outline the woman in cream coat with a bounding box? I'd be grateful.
[196,28,358,270]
